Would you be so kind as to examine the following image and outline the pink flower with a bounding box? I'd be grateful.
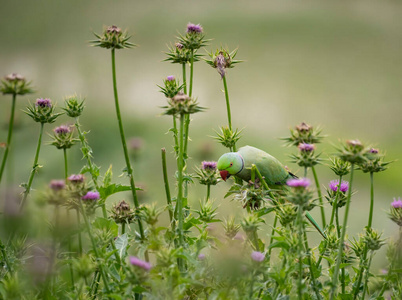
[287,178,310,188]
[129,256,152,271]
[251,251,265,262]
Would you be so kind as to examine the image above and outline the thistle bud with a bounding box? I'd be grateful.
[111,200,135,224]
[63,95,85,118]
[291,143,320,168]
[91,25,134,50]
[1,73,34,96]
[162,91,204,115]
[196,200,218,223]
[223,216,241,239]
[205,48,242,78]
[283,122,323,146]
[364,227,385,251]
[337,139,370,165]
[177,22,208,51]
[25,98,62,124]
[50,124,77,150]
[158,75,183,98]
[195,161,219,186]
[287,178,315,210]
[389,197,402,226]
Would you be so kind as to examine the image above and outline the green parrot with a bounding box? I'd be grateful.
[217,145,296,187]
[217,145,327,239]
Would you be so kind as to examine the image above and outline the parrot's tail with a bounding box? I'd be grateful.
[289,171,298,179]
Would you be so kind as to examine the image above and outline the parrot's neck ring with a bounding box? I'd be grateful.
[235,153,244,175]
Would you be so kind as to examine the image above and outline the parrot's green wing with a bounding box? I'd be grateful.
[236,146,293,186]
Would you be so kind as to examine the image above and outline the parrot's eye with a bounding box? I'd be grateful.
[229,162,233,167]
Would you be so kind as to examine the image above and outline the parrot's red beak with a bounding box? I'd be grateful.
[220,170,229,181]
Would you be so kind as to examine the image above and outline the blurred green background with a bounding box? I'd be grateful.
[1,0,402,269]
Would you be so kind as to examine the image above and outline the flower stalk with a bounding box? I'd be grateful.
[330,163,355,300]
[111,48,146,249]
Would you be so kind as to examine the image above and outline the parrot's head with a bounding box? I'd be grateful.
[217,152,244,181]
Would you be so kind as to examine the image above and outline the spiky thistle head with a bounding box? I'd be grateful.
[1,73,34,96]
[91,25,135,50]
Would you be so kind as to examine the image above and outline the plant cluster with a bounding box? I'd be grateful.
[0,23,400,300]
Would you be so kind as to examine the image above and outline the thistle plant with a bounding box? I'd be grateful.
[0,73,34,185]
[20,98,62,210]
[92,25,146,252]
[206,47,242,153]
[2,21,401,300]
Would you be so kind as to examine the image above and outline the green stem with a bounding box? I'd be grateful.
[353,172,375,299]
[206,184,211,201]
[111,49,147,258]
[268,214,278,259]
[0,93,16,185]
[329,175,343,226]
[172,117,179,156]
[330,163,355,300]
[20,122,44,210]
[76,209,83,256]
[74,117,108,218]
[222,75,232,133]
[311,165,326,228]
[63,148,68,179]
[249,271,255,299]
[66,210,75,289]
[317,175,343,268]
[297,205,304,300]
[182,63,187,95]
[304,231,322,300]
[177,114,185,251]
[189,49,194,97]
[121,222,126,235]
[161,148,173,224]
[89,270,100,299]
[368,172,374,229]
[78,200,111,294]
[362,251,374,299]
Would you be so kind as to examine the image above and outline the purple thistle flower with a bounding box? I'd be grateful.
[82,191,100,201]
[5,73,25,82]
[166,75,175,82]
[49,180,65,191]
[329,180,349,193]
[298,143,316,152]
[369,148,379,154]
[287,178,310,188]
[67,174,84,183]
[198,253,206,260]
[251,251,265,262]
[129,256,152,271]
[202,161,217,171]
[35,98,52,108]
[391,198,402,209]
[54,125,71,135]
[186,23,203,34]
